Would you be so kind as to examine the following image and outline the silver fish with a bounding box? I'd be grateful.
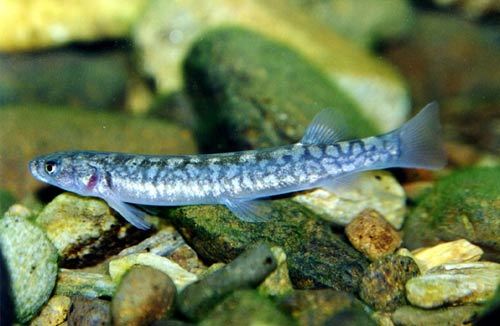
[29,103,445,229]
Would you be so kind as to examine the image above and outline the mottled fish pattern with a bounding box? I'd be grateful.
[30,103,445,229]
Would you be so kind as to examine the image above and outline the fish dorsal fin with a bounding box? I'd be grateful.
[300,109,349,145]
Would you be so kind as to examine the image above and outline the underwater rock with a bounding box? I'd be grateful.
[0,0,148,51]
[384,13,500,154]
[411,239,483,273]
[0,106,197,198]
[257,246,294,298]
[169,199,369,292]
[406,262,500,308]
[391,304,481,326]
[118,226,207,276]
[280,289,373,326]
[136,0,409,131]
[55,269,115,298]
[108,252,198,291]
[345,209,402,261]
[0,212,58,323]
[403,167,500,261]
[199,290,293,326]
[185,26,377,152]
[359,254,420,311]
[177,243,277,321]
[67,296,111,326]
[112,265,176,326]
[0,189,16,215]
[29,295,71,326]
[0,49,130,109]
[288,0,414,48]
[293,171,406,229]
[36,192,150,268]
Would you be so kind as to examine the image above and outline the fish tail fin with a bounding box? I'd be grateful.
[392,102,446,169]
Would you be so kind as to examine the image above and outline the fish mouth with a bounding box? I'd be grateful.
[28,158,48,183]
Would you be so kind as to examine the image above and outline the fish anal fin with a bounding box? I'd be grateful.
[300,109,349,145]
[222,198,272,223]
[105,197,151,230]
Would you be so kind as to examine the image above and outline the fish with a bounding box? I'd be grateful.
[29,103,446,229]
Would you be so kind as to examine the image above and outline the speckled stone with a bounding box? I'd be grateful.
[118,226,208,276]
[112,265,176,326]
[67,296,111,326]
[0,213,58,323]
[177,243,277,321]
[36,192,150,268]
[108,253,198,291]
[411,239,483,273]
[294,171,406,229]
[30,295,71,326]
[55,269,115,299]
[406,262,500,308]
[359,254,420,311]
[345,209,402,260]
[392,304,482,326]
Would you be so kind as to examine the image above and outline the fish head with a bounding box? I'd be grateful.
[29,151,99,195]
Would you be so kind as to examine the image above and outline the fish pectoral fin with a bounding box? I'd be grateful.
[320,172,362,195]
[105,197,151,230]
[222,198,272,223]
[300,108,350,145]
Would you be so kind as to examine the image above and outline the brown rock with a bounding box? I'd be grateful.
[68,296,111,326]
[345,209,402,261]
[111,265,176,326]
[359,254,420,311]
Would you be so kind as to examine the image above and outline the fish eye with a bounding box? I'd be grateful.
[44,161,58,175]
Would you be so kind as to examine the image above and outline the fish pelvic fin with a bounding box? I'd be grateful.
[105,196,151,230]
[300,109,349,145]
[392,102,446,169]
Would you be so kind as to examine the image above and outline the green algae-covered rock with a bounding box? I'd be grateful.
[403,167,500,261]
[0,189,16,215]
[35,192,150,268]
[184,26,377,151]
[200,290,293,326]
[169,199,369,293]
[0,106,197,198]
[0,213,58,323]
[136,0,409,130]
